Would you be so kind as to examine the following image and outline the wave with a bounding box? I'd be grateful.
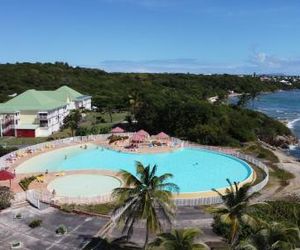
[287,117,300,129]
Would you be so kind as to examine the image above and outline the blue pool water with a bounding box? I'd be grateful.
[16,145,252,193]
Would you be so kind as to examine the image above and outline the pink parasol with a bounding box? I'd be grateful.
[136,129,150,138]
[156,132,170,140]
[131,133,145,142]
[0,170,15,187]
[111,127,125,133]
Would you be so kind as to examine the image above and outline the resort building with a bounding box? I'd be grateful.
[0,86,91,137]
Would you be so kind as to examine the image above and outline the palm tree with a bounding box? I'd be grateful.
[83,235,141,250]
[148,228,208,250]
[110,162,179,249]
[236,222,300,250]
[212,179,259,245]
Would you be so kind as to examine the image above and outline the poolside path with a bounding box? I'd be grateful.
[0,205,108,250]
[110,206,223,246]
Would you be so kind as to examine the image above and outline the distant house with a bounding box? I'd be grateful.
[0,86,91,137]
[279,80,292,86]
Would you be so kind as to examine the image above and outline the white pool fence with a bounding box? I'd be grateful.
[3,134,269,207]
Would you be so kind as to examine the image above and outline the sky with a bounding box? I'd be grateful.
[1,0,300,74]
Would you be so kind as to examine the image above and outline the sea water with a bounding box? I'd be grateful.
[232,89,300,158]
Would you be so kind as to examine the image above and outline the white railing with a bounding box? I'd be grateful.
[172,140,270,206]
[4,135,269,207]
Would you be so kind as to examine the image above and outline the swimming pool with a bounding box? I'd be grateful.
[16,144,253,193]
[47,174,121,197]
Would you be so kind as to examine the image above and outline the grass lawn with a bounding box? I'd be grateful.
[0,137,48,147]
[60,203,116,215]
[80,111,129,129]
[240,142,294,185]
[0,111,128,147]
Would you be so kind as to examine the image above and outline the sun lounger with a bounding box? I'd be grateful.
[36,175,45,183]
[55,172,65,177]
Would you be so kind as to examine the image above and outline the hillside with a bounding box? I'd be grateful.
[0,62,295,146]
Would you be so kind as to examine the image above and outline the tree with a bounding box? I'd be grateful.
[83,236,141,250]
[237,93,251,107]
[148,228,208,250]
[0,186,14,210]
[236,222,300,250]
[110,162,179,249]
[63,110,82,136]
[128,89,142,119]
[212,179,259,246]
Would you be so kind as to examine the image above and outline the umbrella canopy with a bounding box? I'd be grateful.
[111,126,125,133]
[0,170,15,181]
[156,132,170,140]
[136,129,150,138]
[131,133,145,142]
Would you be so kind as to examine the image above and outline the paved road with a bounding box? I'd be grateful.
[111,206,222,246]
[0,206,108,250]
[0,205,222,249]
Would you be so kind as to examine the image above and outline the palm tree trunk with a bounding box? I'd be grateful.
[144,225,149,249]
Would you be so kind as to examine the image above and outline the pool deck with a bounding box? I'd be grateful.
[2,138,255,202]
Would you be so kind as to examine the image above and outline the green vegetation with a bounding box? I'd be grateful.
[0,62,294,105]
[248,200,300,227]
[148,228,208,250]
[212,179,258,245]
[212,182,300,248]
[0,62,295,147]
[0,186,14,210]
[19,175,38,191]
[0,145,18,157]
[60,202,116,215]
[55,224,67,235]
[63,110,82,136]
[108,135,129,144]
[136,99,291,146]
[28,219,42,228]
[111,162,179,248]
[0,137,47,147]
[241,143,279,163]
[83,236,141,250]
[241,143,295,185]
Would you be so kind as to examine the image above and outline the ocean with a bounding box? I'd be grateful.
[231,89,300,158]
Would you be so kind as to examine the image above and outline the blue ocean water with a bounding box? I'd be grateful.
[16,146,252,193]
[234,90,300,158]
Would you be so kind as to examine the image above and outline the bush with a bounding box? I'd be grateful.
[99,126,110,134]
[19,176,37,191]
[0,186,14,210]
[56,224,67,235]
[75,127,90,136]
[108,135,128,144]
[28,219,42,228]
[15,213,22,219]
[0,146,18,157]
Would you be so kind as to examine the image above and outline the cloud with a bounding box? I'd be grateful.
[98,52,300,75]
[99,58,250,74]
[249,52,300,74]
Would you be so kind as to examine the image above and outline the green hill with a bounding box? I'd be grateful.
[0,62,295,146]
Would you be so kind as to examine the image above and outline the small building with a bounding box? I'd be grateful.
[0,86,91,137]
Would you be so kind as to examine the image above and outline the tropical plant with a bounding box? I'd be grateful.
[212,179,259,245]
[83,235,141,250]
[63,110,82,136]
[148,228,208,250]
[236,222,300,250]
[110,162,179,249]
[0,186,14,210]
[28,219,42,228]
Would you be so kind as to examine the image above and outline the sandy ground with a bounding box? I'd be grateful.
[272,149,300,196]
[252,147,300,201]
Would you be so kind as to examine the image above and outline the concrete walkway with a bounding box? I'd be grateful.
[0,206,108,250]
